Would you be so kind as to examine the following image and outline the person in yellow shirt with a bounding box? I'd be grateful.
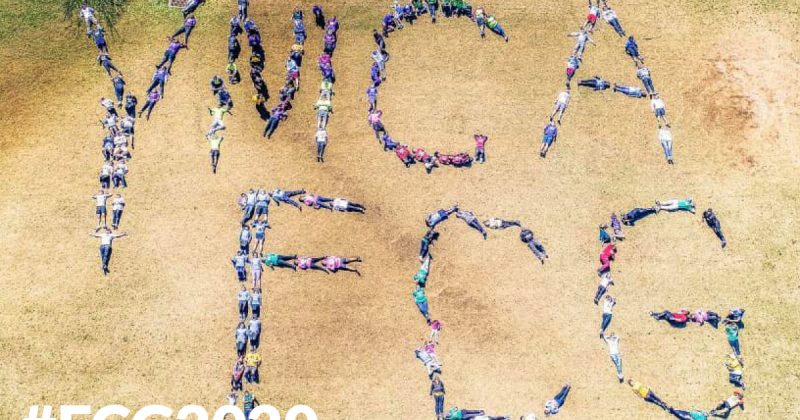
[627,379,670,412]
[725,354,745,389]
[244,349,262,384]
[205,134,223,173]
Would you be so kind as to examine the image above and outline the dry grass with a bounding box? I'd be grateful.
[0,0,799,419]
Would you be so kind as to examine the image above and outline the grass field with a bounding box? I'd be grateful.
[0,0,799,419]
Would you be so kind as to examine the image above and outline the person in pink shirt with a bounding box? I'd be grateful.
[297,256,328,272]
[598,243,616,275]
[368,109,386,141]
[429,320,442,344]
[690,309,721,328]
[474,134,488,163]
[323,256,362,275]
[301,193,334,210]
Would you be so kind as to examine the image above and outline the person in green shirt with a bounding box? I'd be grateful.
[485,14,509,42]
[263,253,297,270]
[314,94,333,129]
[242,391,259,420]
[414,255,431,286]
[205,134,223,173]
[207,105,232,137]
[450,0,471,17]
[655,197,695,213]
[445,407,489,420]
[725,323,741,356]
[413,285,431,323]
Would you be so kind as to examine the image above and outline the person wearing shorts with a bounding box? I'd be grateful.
[93,190,112,228]
[540,120,558,158]
[254,189,270,221]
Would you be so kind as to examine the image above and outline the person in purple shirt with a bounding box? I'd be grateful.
[156,38,187,74]
[146,66,169,97]
[540,119,558,158]
[172,14,197,47]
[326,16,339,34]
[366,85,378,111]
[371,62,382,87]
[138,90,161,120]
[321,63,335,83]
[382,14,397,37]
[263,106,288,139]
[323,33,336,55]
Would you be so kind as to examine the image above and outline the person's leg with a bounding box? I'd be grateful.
[239,301,247,319]
[145,102,155,120]
[101,245,111,272]
[730,339,740,356]
[611,354,623,378]
[600,313,612,334]
[669,408,694,420]
[645,391,670,410]
[555,384,571,406]
[593,285,607,304]
[172,26,186,40]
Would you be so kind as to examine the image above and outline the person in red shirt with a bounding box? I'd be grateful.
[650,309,690,325]
[474,134,488,163]
[396,145,414,167]
[412,147,438,173]
[598,243,616,274]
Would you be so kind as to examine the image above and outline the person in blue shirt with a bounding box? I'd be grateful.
[540,120,558,158]
[312,5,326,29]
[613,84,645,98]
[625,35,644,64]
[146,66,169,97]
[93,27,108,53]
[621,207,657,226]
[578,76,611,91]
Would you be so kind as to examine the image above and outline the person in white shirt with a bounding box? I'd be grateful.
[112,161,128,188]
[242,189,257,224]
[543,383,571,416]
[603,332,624,382]
[568,29,594,59]
[550,88,571,125]
[79,3,99,37]
[658,124,674,164]
[93,190,111,229]
[650,93,669,126]
[90,228,127,275]
[249,251,263,288]
[315,128,328,162]
[99,161,113,189]
[111,194,125,229]
[332,198,365,213]
[601,4,625,37]
[600,294,616,337]
[483,218,521,230]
